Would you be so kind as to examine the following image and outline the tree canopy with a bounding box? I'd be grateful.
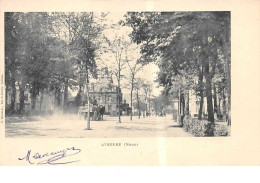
[123,12,231,125]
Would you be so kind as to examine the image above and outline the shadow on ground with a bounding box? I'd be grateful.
[168,124,182,128]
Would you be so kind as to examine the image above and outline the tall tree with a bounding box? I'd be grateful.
[133,78,149,118]
[124,47,143,120]
[102,33,131,123]
[5,12,19,113]
[142,81,153,117]
[123,12,231,132]
[54,12,105,129]
[11,12,54,113]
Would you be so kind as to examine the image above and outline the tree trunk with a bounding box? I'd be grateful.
[57,89,61,109]
[86,82,91,130]
[117,68,121,123]
[117,87,121,123]
[213,85,218,119]
[205,81,214,123]
[145,103,147,118]
[83,63,91,130]
[39,90,44,111]
[31,93,36,111]
[130,85,133,121]
[227,94,231,125]
[9,78,16,113]
[177,89,180,122]
[148,93,151,117]
[86,13,94,128]
[198,91,204,120]
[104,94,107,113]
[205,62,214,124]
[63,79,69,112]
[178,91,185,124]
[19,86,25,114]
[198,68,204,120]
[137,90,140,119]
[185,91,189,115]
[222,88,226,121]
[203,60,214,136]
[181,93,185,120]
[227,62,231,126]
[218,94,221,119]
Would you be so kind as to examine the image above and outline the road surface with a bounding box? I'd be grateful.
[5,114,192,138]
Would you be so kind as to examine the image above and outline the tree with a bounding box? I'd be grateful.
[47,38,77,110]
[123,12,231,133]
[5,12,19,113]
[10,12,54,114]
[54,12,105,129]
[142,81,153,117]
[48,13,84,111]
[124,46,143,120]
[152,93,171,116]
[4,12,105,126]
[102,28,132,123]
[133,78,149,118]
[134,78,142,118]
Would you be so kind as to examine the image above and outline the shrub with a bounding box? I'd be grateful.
[183,116,214,137]
[214,125,230,136]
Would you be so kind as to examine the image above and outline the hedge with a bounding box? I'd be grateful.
[214,124,231,136]
[183,116,215,137]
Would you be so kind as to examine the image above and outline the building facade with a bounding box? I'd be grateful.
[78,67,131,116]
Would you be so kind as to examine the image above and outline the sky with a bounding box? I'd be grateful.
[101,12,164,102]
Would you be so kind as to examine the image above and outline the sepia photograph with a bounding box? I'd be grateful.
[4,11,231,138]
[1,0,260,168]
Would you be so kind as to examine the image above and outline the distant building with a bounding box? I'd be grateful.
[72,67,131,116]
[173,88,227,121]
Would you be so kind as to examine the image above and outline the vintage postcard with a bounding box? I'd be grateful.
[0,0,260,166]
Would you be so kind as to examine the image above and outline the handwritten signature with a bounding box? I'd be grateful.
[18,147,81,165]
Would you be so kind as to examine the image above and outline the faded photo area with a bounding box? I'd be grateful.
[5,12,230,138]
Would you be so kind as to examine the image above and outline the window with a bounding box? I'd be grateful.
[24,94,29,101]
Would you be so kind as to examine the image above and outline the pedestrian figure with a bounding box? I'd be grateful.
[93,109,97,120]
[91,97,98,106]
